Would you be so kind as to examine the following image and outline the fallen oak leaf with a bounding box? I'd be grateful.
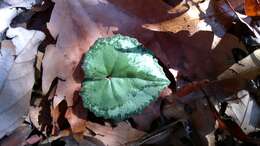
[0,27,45,138]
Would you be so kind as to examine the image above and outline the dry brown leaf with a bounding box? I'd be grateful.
[84,121,146,146]
[142,0,234,49]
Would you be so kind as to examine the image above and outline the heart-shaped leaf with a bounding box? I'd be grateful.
[80,35,170,120]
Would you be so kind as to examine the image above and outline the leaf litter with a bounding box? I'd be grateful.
[0,0,260,145]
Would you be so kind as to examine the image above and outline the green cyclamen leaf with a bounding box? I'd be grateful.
[80,34,170,120]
